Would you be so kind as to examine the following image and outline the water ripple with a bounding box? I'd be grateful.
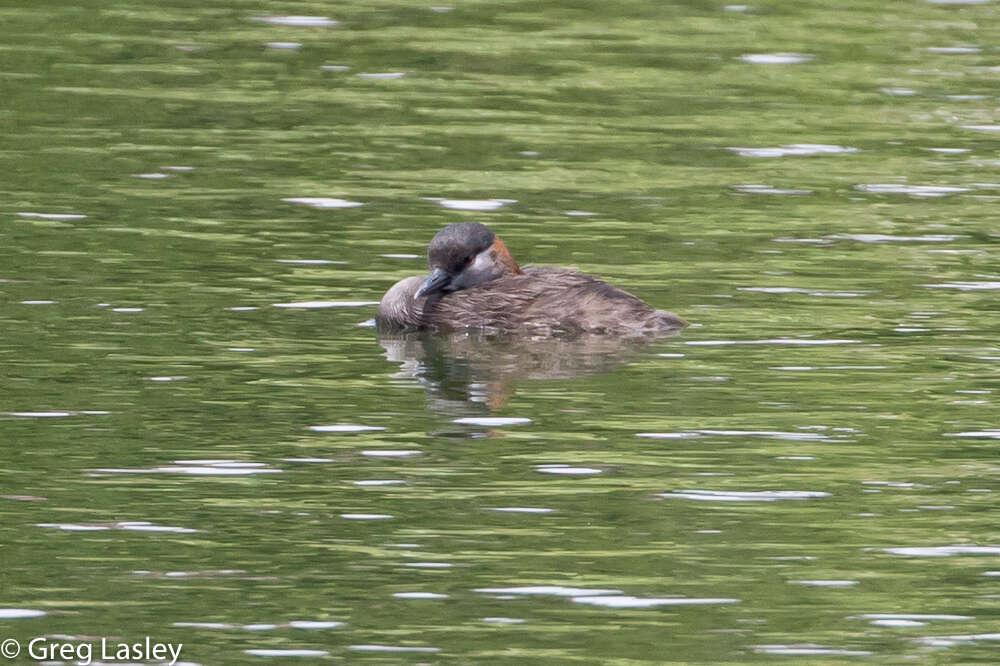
[8,410,110,418]
[361,449,421,457]
[572,595,739,608]
[425,198,515,211]
[8,411,73,417]
[350,645,441,653]
[659,490,830,502]
[37,521,198,533]
[829,233,963,243]
[17,212,87,220]
[281,197,363,208]
[728,144,858,158]
[926,46,980,53]
[94,460,282,476]
[754,645,872,657]
[947,430,1000,438]
[925,282,1000,291]
[740,53,814,64]
[912,633,1000,647]
[0,609,46,619]
[341,513,393,520]
[254,16,339,27]
[134,569,245,579]
[535,464,602,475]
[274,301,378,308]
[356,72,407,79]
[739,287,867,297]
[853,614,971,626]
[288,621,344,629]
[884,545,1000,557]
[854,184,969,197]
[475,586,621,597]
[454,417,531,426]
[733,184,812,195]
[871,619,924,627]
[309,424,386,433]
[639,430,834,441]
[686,338,857,346]
[276,259,341,265]
[179,620,342,632]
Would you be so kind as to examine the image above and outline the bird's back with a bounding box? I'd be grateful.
[425,267,686,336]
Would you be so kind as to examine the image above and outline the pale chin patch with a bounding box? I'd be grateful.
[449,247,503,291]
[472,248,494,272]
[452,247,502,290]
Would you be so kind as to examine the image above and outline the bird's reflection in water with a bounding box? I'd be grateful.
[377,328,683,415]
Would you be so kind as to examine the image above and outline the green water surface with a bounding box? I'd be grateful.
[2,0,999,663]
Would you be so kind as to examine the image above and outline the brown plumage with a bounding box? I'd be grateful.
[377,223,687,336]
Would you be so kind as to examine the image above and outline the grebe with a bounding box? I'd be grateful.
[377,223,686,336]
